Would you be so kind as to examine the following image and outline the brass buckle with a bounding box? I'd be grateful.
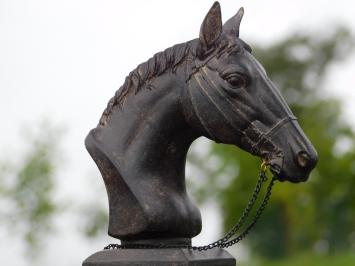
[261,160,268,173]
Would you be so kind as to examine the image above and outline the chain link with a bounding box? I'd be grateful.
[104,168,276,251]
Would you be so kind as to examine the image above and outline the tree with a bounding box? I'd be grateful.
[0,121,63,258]
[188,27,355,259]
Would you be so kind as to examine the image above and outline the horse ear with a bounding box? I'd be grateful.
[223,7,244,38]
[198,1,222,58]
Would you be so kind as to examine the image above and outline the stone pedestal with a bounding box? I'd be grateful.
[83,248,236,266]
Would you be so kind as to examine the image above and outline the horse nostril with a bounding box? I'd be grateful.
[296,151,310,168]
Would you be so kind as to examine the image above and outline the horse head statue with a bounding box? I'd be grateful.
[85,2,317,247]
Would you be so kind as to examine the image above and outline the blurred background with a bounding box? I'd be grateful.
[0,0,354,265]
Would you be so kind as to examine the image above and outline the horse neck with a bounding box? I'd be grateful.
[101,68,199,184]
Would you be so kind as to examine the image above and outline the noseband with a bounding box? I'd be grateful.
[250,115,297,155]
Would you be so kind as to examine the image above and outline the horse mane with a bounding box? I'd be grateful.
[99,41,195,126]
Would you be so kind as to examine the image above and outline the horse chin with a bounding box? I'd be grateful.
[263,151,312,183]
[261,151,283,178]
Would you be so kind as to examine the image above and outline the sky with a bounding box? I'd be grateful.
[0,0,355,265]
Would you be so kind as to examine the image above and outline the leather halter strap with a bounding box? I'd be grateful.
[250,116,297,155]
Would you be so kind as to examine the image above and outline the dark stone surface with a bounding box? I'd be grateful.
[85,0,318,246]
[83,248,236,266]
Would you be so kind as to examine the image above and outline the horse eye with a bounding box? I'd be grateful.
[223,73,248,88]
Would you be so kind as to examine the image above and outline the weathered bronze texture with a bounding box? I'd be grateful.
[85,1,317,245]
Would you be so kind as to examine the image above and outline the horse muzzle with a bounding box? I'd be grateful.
[262,120,318,183]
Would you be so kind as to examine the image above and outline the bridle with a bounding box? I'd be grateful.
[186,51,298,161]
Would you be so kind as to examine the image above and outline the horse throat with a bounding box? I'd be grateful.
[85,75,202,243]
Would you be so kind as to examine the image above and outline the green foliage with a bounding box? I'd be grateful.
[0,121,63,255]
[188,27,355,259]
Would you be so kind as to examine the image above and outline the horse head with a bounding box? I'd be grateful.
[183,2,317,182]
[85,1,318,245]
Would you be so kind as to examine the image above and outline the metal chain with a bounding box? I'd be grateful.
[190,170,270,251]
[104,168,276,251]
[209,176,275,249]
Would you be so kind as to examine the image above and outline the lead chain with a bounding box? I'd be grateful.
[209,176,275,249]
[104,168,276,251]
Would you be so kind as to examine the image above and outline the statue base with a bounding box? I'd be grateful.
[83,248,236,266]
